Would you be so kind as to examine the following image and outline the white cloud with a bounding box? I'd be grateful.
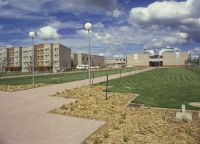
[37,26,61,39]
[129,0,192,25]
[144,31,188,49]
[0,0,118,20]
[191,47,200,55]
[93,22,104,29]
[107,8,122,18]
[0,42,14,48]
[113,54,124,58]
[128,0,200,42]
[112,9,122,18]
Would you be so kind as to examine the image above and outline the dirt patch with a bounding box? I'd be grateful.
[0,83,47,92]
[189,102,200,108]
[51,86,200,144]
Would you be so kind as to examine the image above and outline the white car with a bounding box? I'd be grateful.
[76,65,89,70]
[90,66,99,69]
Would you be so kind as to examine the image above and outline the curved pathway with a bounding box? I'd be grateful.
[0,68,152,144]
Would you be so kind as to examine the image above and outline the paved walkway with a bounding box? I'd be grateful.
[0,68,152,144]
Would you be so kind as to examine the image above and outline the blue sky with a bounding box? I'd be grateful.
[0,0,200,57]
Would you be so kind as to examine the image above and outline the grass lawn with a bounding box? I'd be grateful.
[98,67,200,110]
[0,68,134,86]
[0,72,31,77]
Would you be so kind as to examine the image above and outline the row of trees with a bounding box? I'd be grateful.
[186,57,200,65]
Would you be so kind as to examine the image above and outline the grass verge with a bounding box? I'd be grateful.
[0,68,134,91]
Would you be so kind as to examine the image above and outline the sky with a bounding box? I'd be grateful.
[0,0,200,58]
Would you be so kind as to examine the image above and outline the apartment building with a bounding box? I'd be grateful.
[6,47,22,71]
[105,58,126,68]
[22,43,71,72]
[0,47,22,72]
[22,46,36,72]
[0,48,8,72]
[52,44,71,72]
[35,44,53,72]
[72,53,105,68]
[71,53,78,68]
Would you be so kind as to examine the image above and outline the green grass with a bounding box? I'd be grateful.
[98,68,200,110]
[0,68,135,86]
[0,72,31,77]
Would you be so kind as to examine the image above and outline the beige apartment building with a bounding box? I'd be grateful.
[21,43,71,72]
[0,48,8,72]
[71,53,105,68]
[52,44,71,72]
[71,53,78,68]
[0,47,22,72]
[127,49,189,67]
[104,58,126,68]
[6,47,22,71]
[22,45,36,72]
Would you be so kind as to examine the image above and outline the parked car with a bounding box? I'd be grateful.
[90,66,99,69]
[126,65,133,68]
[76,65,89,70]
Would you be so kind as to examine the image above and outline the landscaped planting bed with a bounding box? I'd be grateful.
[51,86,200,144]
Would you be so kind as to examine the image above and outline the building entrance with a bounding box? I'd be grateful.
[149,61,163,67]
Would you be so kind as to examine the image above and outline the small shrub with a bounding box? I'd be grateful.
[123,135,129,142]
[70,106,74,111]
[113,125,119,130]
[121,113,127,120]
[182,116,188,123]
[93,138,102,144]
[118,119,124,124]
[161,115,166,121]
[93,110,97,114]
[104,132,109,139]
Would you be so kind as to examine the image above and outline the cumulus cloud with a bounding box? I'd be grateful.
[144,32,188,49]
[56,0,118,13]
[191,47,200,55]
[0,0,118,19]
[107,8,122,18]
[129,0,192,26]
[37,25,61,39]
[129,0,200,43]
[93,22,104,29]
[0,42,14,48]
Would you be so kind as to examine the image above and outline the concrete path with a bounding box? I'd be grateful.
[0,68,152,144]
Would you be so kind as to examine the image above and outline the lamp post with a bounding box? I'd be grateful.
[85,22,92,88]
[29,31,36,86]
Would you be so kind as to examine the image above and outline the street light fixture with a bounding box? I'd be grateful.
[85,22,92,88]
[29,31,36,86]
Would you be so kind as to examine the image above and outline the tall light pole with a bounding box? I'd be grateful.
[85,22,92,88]
[29,32,36,86]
